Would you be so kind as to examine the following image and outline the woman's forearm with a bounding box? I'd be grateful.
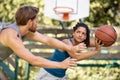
[75,50,99,61]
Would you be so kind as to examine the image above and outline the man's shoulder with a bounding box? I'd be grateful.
[1,28,17,37]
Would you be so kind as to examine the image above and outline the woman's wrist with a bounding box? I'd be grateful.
[95,49,100,54]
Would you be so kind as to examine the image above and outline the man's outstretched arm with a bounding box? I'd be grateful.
[25,31,81,54]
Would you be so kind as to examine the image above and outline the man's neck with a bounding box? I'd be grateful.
[19,25,29,36]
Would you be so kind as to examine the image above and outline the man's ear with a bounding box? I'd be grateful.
[27,19,32,26]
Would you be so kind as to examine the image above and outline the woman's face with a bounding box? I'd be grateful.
[73,27,87,43]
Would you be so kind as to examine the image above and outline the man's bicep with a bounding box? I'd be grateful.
[7,36,26,53]
[7,36,36,61]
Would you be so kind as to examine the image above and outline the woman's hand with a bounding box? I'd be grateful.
[95,38,103,51]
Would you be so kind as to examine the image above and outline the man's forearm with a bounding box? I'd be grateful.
[28,32,72,52]
[47,38,71,52]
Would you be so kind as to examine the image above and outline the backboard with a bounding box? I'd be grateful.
[44,0,90,22]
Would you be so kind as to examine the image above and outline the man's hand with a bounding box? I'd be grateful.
[70,43,87,54]
[60,57,77,69]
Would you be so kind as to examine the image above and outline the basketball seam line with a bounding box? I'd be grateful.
[97,30,115,41]
[95,35,113,42]
[109,26,117,39]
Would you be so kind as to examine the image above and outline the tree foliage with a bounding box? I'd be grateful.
[85,0,120,27]
[0,0,120,27]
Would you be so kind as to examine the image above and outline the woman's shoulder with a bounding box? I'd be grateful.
[62,38,72,45]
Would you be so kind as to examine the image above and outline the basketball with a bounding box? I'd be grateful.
[95,25,117,47]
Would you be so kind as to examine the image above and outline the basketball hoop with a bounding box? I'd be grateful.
[53,7,73,21]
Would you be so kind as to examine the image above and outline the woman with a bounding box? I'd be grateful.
[35,22,102,80]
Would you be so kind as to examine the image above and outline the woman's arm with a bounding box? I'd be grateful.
[89,39,96,47]
[76,39,102,61]
[60,38,102,61]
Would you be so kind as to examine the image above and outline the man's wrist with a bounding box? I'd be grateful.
[57,62,65,69]
[67,46,72,53]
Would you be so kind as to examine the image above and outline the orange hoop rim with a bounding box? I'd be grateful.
[53,7,73,14]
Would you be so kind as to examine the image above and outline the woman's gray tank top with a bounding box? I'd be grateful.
[0,22,22,62]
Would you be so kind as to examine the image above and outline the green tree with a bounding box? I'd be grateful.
[85,0,120,27]
[0,0,119,27]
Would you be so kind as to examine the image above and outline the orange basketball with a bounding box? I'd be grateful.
[95,25,117,47]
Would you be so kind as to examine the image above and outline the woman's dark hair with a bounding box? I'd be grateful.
[73,22,90,47]
[15,6,39,25]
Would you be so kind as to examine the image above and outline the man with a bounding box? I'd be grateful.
[0,6,85,68]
